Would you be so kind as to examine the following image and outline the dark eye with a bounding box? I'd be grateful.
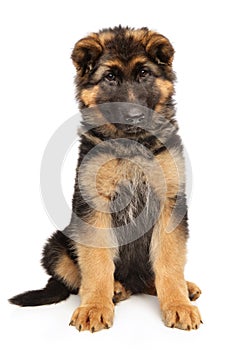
[138,68,150,79]
[104,72,117,82]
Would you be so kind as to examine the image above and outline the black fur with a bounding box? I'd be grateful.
[41,230,78,279]
[114,234,154,294]
[9,277,70,306]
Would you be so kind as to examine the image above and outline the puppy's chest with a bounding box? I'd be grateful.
[96,157,152,201]
[95,157,160,239]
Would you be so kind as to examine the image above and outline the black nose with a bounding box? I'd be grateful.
[125,112,145,125]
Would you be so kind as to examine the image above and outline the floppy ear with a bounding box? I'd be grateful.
[71,35,103,76]
[145,33,174,66]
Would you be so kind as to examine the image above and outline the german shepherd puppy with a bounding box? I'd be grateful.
[10,26,202,332]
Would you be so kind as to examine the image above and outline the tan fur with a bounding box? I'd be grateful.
[96,159,121,200]
[145,33,170,51]
[148,145,202,329]
[82,132,102,146]
[186,281,202,301]
[54,254,135,306]
[155,78,174,113]
[98,31,115,45]
[113,281,132,303]
[79,154,150,209]
[128,56,148,68]
[138,281,201,301]
[91,60,123,82]
[69,186,117,331]
[128,56,163,80]
[130,28,151,42]
[70,157,116,332]
[150,202,202,330]
[54,254,80,290]
[103,59,125,70]
[156,148,185,198]
[91,60,126,82]
[80,86,100,107]
[78,154,119,212]
[70,153,121,331]
[70,237,116,331]
[91,65,110,81]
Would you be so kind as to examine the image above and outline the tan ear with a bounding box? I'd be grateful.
[145,33,174,66]
[71,35,103,76]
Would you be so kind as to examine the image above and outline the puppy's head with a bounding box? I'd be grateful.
[71,26,176,135]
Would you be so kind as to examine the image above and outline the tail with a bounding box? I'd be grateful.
[9,277,70,307]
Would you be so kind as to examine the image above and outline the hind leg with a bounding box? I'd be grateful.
[42,230,81,293]
[113,281,131,304]
[187,281,202,301]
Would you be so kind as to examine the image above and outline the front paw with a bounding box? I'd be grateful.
[162,304,202,330]
[69,303,114,333]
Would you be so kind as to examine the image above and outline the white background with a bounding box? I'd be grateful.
[1,0,233,349]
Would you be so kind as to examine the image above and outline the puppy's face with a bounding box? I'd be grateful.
[72,27,176,134]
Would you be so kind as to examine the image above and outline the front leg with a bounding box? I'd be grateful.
[69,210,116,332]
[70,244,115,332]
[150,201,202,330]
[69,154,122,332]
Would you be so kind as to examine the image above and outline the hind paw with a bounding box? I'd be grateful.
[113,281,131,304]
[187,281,202,301]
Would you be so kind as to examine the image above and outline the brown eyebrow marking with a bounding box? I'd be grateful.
[129,57,162,76]
[102,59,125,70]
[92,60,124,81]
[129,56,148,68]
[92,66,109,81]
